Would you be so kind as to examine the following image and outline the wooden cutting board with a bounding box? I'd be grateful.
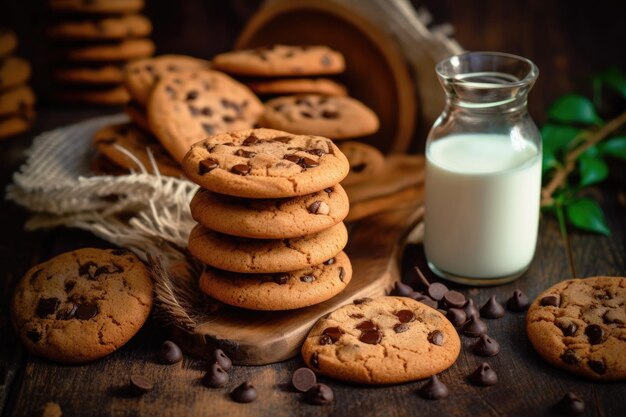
[168,203,423,365]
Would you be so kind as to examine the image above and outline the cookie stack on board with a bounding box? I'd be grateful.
[47,0,154,105]
[0,28,36,140]
[182,128,353,311]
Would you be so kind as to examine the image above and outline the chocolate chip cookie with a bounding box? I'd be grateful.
[123,55,211,106]
[53,65,125,85]
[182,128,350,198]
[93,122,182,177]
[258,94,380,140]
[190,184,349,239]
[48,0,145,14]
[246,78,348,97]
[0,28,17,58]
[0,85,35,117]
[301,296,461,384]
[337,141,385,186]
[10,248,153,364]
[212,45,345,77]
[47,14,152,41]
[63,38,155,62]
[188,222,348,273]
[148,70,263,162]
[0,56,31,91]
[526,276,626,381]
[199,251,352,310]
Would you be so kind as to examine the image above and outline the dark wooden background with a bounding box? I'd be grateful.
[1,1,625,416]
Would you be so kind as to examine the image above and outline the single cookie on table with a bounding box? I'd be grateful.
[148,70,263,163]
[182,128,350,198]
[63,38,155,62]
[10,248,153,364]
[246,78,348,97]
[199,251,352,311]
[47,14,152,41]
[188,222,348,274]
[259,94,379,140]
[212,45,345,77]
[48,0,144,14]
[526,276,626,381]
[190,184,349,239]
[53,65,124,85]
[124,100,150,131]
[123,54,211,106]
[0,28,17,58]
[337,141,385,186]
[301,296,461,384]
[0,85,36,117]
[53,85,130,105]
[0,56,31,91]
[93,122,182,177]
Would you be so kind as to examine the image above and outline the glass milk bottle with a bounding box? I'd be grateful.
[424,52,541,285]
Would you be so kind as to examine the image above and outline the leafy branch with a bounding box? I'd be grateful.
[540,67,626,236]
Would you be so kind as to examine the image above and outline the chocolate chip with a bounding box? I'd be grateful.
[428,330,444,346]
[165,85,176,99]
[273,274,290,285]
[319,335,332,345]
[390,281,414,297]
[556,392,585,416]
[588,359,606,375]
[469,362,498,386]
[185,90,198,101]
[201,106,212,116]
[584,324,605,344]
[540,295,559,307]
[463,298,480,319]
[308,201,321,214]
[212,348,232,371]
[26,330,41,342]
[359,329,383,344]
[198,158,218,175]
[395,310,416,323]
[160,340,183,364]
[300,157,319,168]
[323,258,335,266]
[443,290,466,308]
[339,267,346,282]
[351,163,367,173]
[243,135,259,146]
[291,367,317,392]
[222,115,236,123]
[129,374,153,395]
[324,187,333,194]
[231,382,257,403]
[231,164,250,176]
[506,289,530,312]
[284,154,301,164]
[356,320,376,330]
[203,362,229,388]
[235,149,256,158]
[446,308,467,327]
[394,323,410,333]
[272,136,292,143]
[202,123,215,135]
[418,296,439,310]
[75,303,98,320]
[323,327,343,343]
[559,322,578,337]
[479,295,506,319]
[353,297,372,305]
[462,315,488,337]
[427,282,449,301]
[419,375,449,400]
[36,297,59,318]
[300,275,315,283]
[473,334,500,356]
[64,281,76,292]
[296,97,312,106]
[307,148,326,157]
[78,261,98,278]
[561,349,579,365]
[310,352,320,368]
[56,303,77,320]
[305,383,334,405]
[301,110,313,118]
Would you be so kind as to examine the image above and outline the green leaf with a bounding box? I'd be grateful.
[565,198,610,236]
[578,150,608,186]
[542,149,558,174]
[599,136,626,160]
[547,94,603,125]
[596,67,626,100]
[541,123,581,153]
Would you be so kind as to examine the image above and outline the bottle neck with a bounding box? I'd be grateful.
[446,94,529,116]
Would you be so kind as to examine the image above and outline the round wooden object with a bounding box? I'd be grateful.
[235,0,417,154]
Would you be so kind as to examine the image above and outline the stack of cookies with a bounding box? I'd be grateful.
[182,128,353,311]
[47,0,154,105]
[0,28,36,140]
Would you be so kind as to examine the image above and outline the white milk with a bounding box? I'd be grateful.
[424,133,542,279]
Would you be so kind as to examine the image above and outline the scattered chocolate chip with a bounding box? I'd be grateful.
[418,296,439,310]
[469,362,498,386]
[129,374,153,395]
[419,375,449,400]
[323,327,343,343]
[584,324,605,344]
[26,330,41,342]
[319,335,332,345]
[36,298,59,318]
[308,148,326,157]
[291,367,317,392]
[559,322,578,337]
[561,349,579,365]
[556,392,585,416]
[463,298,480,319]
[506,289,530,312]
[231,164,250,176]
[212,348,232,371]
[473,334,500,356]
[203,362,229,388]
[427,282,449,301]
[300,275,315,283]
[75,303,98,320]
[359,329,383,344]
[305,383,334,405]
[160,340,183,364]
[231,382,257,403]
[395,310,416,323]
[394,323,410,333]
[462,315,488,337]
[390,281,414,297]
[588,359,606,375]
[198,158,218,175]
[356,320,376,330]
[300,157,319,168]
[323,258,335,266]
[428,330,444,346]
[540,295,559,307]
[353,297,372,304]
[235,149,256,158]
[284,154,301,164]
[185,90,198,101]
[338,267,346,282]
[479,296,506,319]
[446,308,467,327]
[443,290,466,308]
[321,110,339,119]
[310,352,320,368]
